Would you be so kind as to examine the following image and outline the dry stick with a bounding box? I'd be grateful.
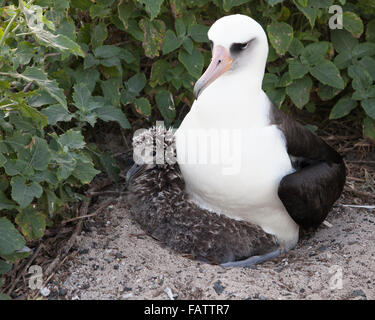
[6,243,44,295]
[43,195,92,279]
[344,186,375,199]
[88,190,123,197]
[347,160,375,164]
[61,197,118,224]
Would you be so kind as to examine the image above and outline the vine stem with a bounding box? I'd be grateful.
[0,0,35,46]
[0,9,20,46]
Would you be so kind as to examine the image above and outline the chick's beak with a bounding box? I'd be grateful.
[193,45,233,99]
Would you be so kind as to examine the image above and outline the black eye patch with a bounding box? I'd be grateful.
[230,39,254,54]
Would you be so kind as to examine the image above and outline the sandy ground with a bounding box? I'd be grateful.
[51,196,375,300]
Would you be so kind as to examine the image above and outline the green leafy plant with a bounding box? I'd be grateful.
[1,0,375,297]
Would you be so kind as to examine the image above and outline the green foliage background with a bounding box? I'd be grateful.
[1,0,375,297]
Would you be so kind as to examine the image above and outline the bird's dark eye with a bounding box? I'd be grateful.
[230,40,252,54]
[210,40,213,50]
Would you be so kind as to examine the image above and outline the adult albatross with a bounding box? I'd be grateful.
[174,14,346,266]
[127,14,346,267]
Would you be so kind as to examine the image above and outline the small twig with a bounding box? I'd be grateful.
[120,128,130,149]
[343,205,375,210]
[6,243,44,295]
[61,198,117,224]
[43,195,92,277]
[88,191,123,197]
[347,176,366,182]
[344,186,375,199]
[347,160,375,164]
[323,220,333,228]
[164,287,175,300]
[22,82,33,92]
[44,52,61,59]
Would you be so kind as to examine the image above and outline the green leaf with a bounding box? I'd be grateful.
[301,42,329,65]
[286,76,312,109]
[0,246,31,263]
[267,22,293,56]
[175,19,186,38]
[0,259,12,275]
[73,83,91,112]
[41,104,74,125]
[162,30,183,55]
[288,59,309,80]
[263,73,279,91]
[15,208,46,240]
[348,65,373,91]
[278,72,292,87]
[352,43,375,59]
[329,98,358,120]
[29,137,51,171]
[90,4,112,19]
[72,160,100,184]
[266,88,286,109]
[91,22,108,48]
[150,60,169,87]
[58,130,86,150]
[139,18,166,58]
[357,57,375,82]
[288,38,304,57]
[294,0,319,27]
[123,73,147,104]
[317,84,341,101]
[95,105,131,129]
[16,67,67,108]
[94,45,121,59]
[11,176,43,209]
[0,217,25,256]
[138,0,164,20]
[266,0,284,6]
[334,51,352,70]
[183,37,194,54]
[0,191,17,210]
[330,29,358,53]
[33,170,59,187]
[125,19,144,42]
[72,68,100,93]
[22,6,84,57]
[310,60,345,89]
[53,152,76,181]
[155,90,176,122]
[117,0,136,29]
[362,99,375,119]
[3,160,33,177]
[134,97,152,117]
[178,47,204,79]
[343,12,364,38]
[101,78,122,107]
[188,24,210,43]
[222,0,249,11]
[14,41,35,67]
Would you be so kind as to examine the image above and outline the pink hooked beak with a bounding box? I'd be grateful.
[193,45,233,99]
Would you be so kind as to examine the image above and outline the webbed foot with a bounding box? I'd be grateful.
[220,247,286,268]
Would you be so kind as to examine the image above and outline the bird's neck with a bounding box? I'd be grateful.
[192,65,268,127]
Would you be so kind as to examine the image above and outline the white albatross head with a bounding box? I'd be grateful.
[194,14,269,99]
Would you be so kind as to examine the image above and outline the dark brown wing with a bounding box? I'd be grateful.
[271,106,346,229]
